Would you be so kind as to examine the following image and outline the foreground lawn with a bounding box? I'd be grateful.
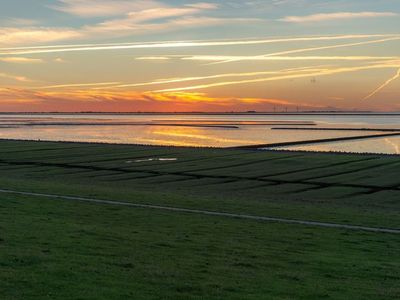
[1,193,399,299]
[0,140,399,299]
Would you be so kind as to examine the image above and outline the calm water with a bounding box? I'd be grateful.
[1,113,400,154]
[274,137,400,155]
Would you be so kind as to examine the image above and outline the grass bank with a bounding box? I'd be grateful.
[0,140,399,299]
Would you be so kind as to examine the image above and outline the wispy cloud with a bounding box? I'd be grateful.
[0,87,321,111]
[0,27,82,46]
[0,57,43,63]
[52,0,219,18]
[40,82,122,89]
[281,11,398,23]
[146,92,322,108]
[0,73,32,82]
[51,0,160,17]
[54,57,67,63]
[0,2,236,46]
[84,16,241,38]
[1,18,41,26]
[146,92,326,109]
[82,2,224,36]
[136,56,171,60]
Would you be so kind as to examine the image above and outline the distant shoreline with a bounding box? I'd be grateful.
[233,132,400,149]
[0,112,400,116]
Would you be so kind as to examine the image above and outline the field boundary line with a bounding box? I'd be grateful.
[1,188,399,234]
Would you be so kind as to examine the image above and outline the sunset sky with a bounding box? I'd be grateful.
[0,0,399,112]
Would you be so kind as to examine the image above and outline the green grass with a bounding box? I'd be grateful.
[0,140,399,299]
[1,194,399,299]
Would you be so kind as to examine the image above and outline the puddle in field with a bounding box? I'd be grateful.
[126,158,178,163]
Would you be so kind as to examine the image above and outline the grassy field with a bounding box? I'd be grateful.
[0,140,399,299]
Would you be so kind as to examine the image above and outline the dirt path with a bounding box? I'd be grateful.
[1,188,399,234]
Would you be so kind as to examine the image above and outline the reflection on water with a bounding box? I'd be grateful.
[0,125,382,148]
[275,136,400,155]
[126,158,178,163]
[384,138,400,154]
[0,113,400,154]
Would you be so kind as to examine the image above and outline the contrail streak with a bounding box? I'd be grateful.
[363,68,400,100]
[2,37,285,51]
[154,63,400,92]
[207,36,400,65]
[94,66,327,90]
[0,34,394,56]
[184,55,397,62]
